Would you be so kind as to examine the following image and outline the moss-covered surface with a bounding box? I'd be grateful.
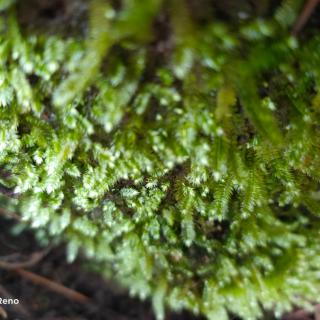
[1,1,320,319]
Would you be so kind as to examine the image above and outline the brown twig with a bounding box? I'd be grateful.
[315,304,320,320]
[292,0,320,35]
[282,304,320,320]
[0,248,51,270]
[282,309,311,319]
[0,306,7,319]
[14,268,91,304]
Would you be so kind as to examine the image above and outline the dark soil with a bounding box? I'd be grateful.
[17,0,88,37]
[0,216,205,320]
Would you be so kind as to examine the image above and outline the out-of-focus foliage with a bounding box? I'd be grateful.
[0,0,15,11]
[1,1,320,319]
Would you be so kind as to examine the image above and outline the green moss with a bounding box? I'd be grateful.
[1,1,320,319]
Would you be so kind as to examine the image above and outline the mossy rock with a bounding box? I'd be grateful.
[1,0,320,319]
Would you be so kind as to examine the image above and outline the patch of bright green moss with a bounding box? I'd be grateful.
[1,1,320,319]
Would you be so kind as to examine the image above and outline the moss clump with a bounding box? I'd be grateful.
[1,0,320,319]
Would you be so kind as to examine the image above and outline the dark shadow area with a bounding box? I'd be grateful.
[0,216,204,320]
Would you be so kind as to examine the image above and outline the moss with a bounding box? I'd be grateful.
[1,0,320,319]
